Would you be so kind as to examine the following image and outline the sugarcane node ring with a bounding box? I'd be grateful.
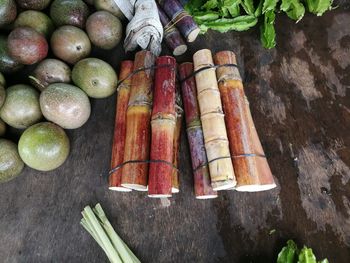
[192,153,267,173]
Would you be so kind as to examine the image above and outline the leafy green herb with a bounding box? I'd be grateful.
[241,0,255,15]
[185,0,333,48]
[262,0,279,14]
[203,0,218,10]
[277,240,299,263]
[276,240,329,263]
[193,11,220,22]
[254,0,264,17]
[280,0,305,22]
[201,15,258,33]
[305,0,333,16]
[298,246,317,263]
[261,10,276,49]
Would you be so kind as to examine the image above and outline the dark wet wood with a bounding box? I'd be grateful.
[1,3,350,263]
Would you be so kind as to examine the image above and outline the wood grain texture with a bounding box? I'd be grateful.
[0,5,350,263]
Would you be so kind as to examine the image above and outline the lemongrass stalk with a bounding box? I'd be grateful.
[82,206,122,263]
[80,219,114,262]
[92,204,140,263]
[81,212,118,263]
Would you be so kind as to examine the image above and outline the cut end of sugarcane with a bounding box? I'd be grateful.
[121,183,148,191]
[173,44,187,56]
[257,183,277,191]
[235,184,267,192]
[148,193,172,198]
[171,187,179,193]
[108,186,132,192]
[187,28,200,42]
[235,183,277,192]
[212,180,236,191]
[196,194,218,199]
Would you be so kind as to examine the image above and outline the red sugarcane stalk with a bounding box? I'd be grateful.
[157,0,200,43]
[148,56,177,197]
[171,84,183,193]
[121,50,156,191]
[157,4,187,56]
[245,97,276,190]
[214,51,276,191]
[179,62,217,199]
[109,60,134,192]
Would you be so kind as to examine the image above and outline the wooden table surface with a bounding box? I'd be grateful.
[1,3,350,263]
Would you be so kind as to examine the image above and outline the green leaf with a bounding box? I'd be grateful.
[280,0,305,21]
[298,246,317,263]
[241,0,255,15]
[203,15,258,32]
[262,0,278,14]
[254,0,264,17]
[317,259,329,263]
[220,0,241,17]
[203,0,218,10]
[306,0,333,16]
[193,11,220,22]
[277,240,298,263]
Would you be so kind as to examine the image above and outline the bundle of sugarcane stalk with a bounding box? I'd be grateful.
[109,49,276,198]
[109,50,182,198]
[179,49,276,194]
[179,62,217,199]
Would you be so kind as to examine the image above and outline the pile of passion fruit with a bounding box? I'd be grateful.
[0,0,124,183]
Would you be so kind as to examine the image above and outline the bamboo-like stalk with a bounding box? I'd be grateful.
[179,62,218,198]
[193,49,236,191]
[214,51,276,191]
[121,50,155,191]
[109,60,134,192]
[157,4,187,56]
[171,84,183,193]
[148,56,177,197]
[157,0,200,42]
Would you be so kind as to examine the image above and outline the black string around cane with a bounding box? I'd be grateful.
[109,159,179,175]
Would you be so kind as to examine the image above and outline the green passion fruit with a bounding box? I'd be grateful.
[0,72,5,87]
[14,10,54,38]
[86,11,122,50]
[94,0,124,19]
[51,26,91,64]
[18,122,70,171]
[72,58,117,98]
[0,118,6,136]
[0,35,23,73]
[7,27,48,65]
[16,0,52,10]
[0,84,42,129]
[0,0,17,27]
[0,72,5,109]
[0,139,24,183]
[50,0,89,29]
[29,59,71,91]
[0,85,5,109]
[40,83,91,129]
